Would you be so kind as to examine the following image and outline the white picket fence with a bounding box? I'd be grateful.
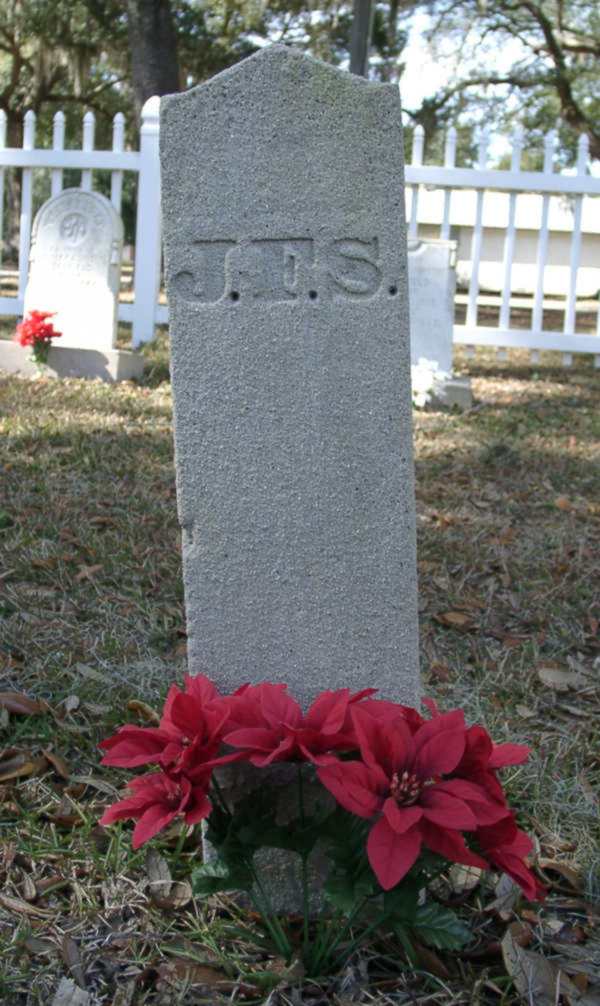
[1,98,599,363]
[0,97,164,347]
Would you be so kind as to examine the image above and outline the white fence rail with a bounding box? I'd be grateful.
[0,101,599,363]
[0,97,164,347]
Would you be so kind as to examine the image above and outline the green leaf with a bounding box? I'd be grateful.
[383,880,421,923]
[191,859,252,897]
[413,902,471,950]
[324,871,376,913]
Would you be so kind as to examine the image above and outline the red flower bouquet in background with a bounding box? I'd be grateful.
[14,310,62,365]
[99,677,544,973]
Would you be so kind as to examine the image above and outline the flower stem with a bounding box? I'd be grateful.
[297,764,311,955]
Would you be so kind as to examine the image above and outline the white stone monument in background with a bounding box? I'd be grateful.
[25,189,122,349]
[408,238,472,408]
[0,188,144,381]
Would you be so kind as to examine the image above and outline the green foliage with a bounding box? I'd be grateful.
[413,901,472,950]
[191,858,253,896]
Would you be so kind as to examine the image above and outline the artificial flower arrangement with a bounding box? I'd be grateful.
[14,310,62,365]
[99,676,544,974]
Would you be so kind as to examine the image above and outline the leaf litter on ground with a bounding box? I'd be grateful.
[1,343,599,1003]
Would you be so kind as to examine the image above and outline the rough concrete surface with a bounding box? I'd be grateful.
[161,45,420,711]
[0,341,144,382]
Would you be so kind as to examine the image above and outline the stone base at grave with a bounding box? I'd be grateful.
[430,375,473,410]
[0,341,145,383]
[205,762,335,915]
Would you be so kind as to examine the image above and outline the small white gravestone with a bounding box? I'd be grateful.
[408,238,472,408]
[24,189,123,350]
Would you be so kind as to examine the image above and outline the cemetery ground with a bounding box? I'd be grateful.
[0,339,599,1005]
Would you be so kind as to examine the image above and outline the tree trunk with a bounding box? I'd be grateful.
[349,0,374,77]
[126,0,180,119]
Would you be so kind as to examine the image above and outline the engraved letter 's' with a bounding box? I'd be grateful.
[329,238,381,298]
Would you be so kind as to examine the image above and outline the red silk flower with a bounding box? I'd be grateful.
[223,682,376,765]
[100,674,240,775]
[99,770,211,849]
[318,705,509,890]
[14,310,62,348]
[477,815,546,901]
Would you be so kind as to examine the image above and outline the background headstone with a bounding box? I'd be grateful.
[408,238,456,374]
[408,238,472,408]
[161,45,420,710]
[24,189,123,351]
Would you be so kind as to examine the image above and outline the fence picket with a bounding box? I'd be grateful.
[531,131,555,335]
[132,97,162,347]
[111,113,125,212]
[81,111,95,191]
[18,111,36,301]
[465,130,489,358]
[499,129,523,333]
[51,112,65,196]
[440,127,456,240]
[408,125,424,240]
[0,110,5,270]
[563,135,588,353]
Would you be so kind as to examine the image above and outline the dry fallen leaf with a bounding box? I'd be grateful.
[501,926,582,1005]
[61,935,86,990]
[516,704,536,719]
[127,699,160,725]
[157,959,237,990]
[75,564,103,582]
[537,665,580,692]
[0,753,47,783]
[51,977,90,1006]
[43,749,71,779]
[0,691,44,716]
[555,496,573,511]
[0,893,53,917]
[434,610,476,631]
[538,858,583,891]
[145,849,172,902]
[448,864,483,896]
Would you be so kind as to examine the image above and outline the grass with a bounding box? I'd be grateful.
[0,337,599,1003]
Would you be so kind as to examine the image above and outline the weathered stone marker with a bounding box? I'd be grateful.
[1,187,146,381]
[24,189,122,350]
[408,239,456,375]
[161,45,420,709]
[408,238,472,408]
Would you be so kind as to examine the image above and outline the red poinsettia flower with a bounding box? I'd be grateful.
[452,724,530,803]
[318,706,508,890]
[223,682,376,766]
[14,310,62,348]
[100,674,239,775]
[477,814,546,901]
[99,770,212,849]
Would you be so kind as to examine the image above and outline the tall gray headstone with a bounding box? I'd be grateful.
[24,189,123,351]
[161,45,420,709]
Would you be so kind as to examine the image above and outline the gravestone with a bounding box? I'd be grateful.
[161,46,420,907]
[408,238,472,408]
[24,189,122,350]
[0,188,145,381]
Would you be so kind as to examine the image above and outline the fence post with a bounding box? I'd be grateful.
[18,110,36,302]
[0,110,6,270]
[132,96,162,348]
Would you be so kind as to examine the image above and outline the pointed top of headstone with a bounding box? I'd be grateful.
[163,45,391,111]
